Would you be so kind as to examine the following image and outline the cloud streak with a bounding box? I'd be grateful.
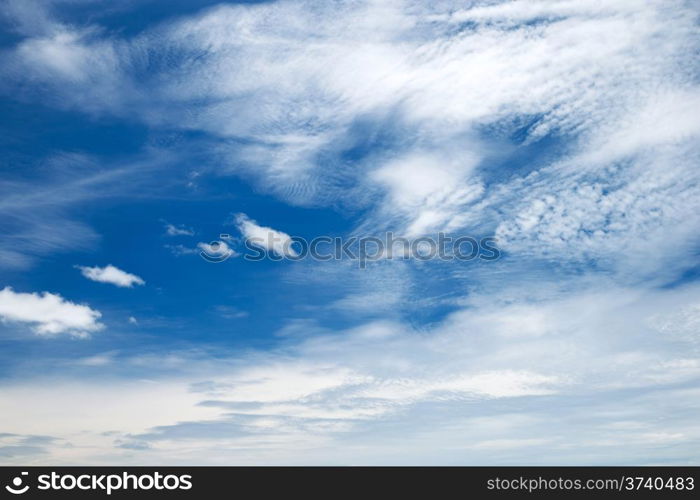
[164,223,194,237]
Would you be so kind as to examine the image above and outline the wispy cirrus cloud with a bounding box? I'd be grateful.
[0,150,186,270]
[3,0,697,281]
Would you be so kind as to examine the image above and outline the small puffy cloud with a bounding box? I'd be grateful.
[164,223,194,237]
[77,264,145,288]
[0,286,102,337]
[234,213,298,258]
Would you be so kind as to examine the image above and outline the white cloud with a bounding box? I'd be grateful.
[492,141,700,280]
[18,31,95,81]
[9,0,694,262]
[77,264,145,288]
[1,281,700,463]
[234,213,298,258]
[0,287,102,337]
[164,223,194,237]
[369,150,484,236]
[1,0,700,465]
[6,20,128,113]
[583,90,700,164]
[4,0,699,255]
[0,379,222,463]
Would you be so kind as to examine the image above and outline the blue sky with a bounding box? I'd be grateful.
[0,0,699,465]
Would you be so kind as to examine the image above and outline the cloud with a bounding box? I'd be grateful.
[75,353,114,367]
[0,433,59,459]
[2,0,698,249]
[164,244,199,256]
[0,286,102,337]
[5,19,129,113]
[77,264,145,288]
[0,379,222,464]
[1,0,699,466]
[214,306,249,319]
[0,151,180,270]
[491,141,700,281]
[368,150,485,236]
[4,0,695,275]
[164,223,194,237]
[0,155,101,270]
[1,281,699,463]
[234,213,298,258]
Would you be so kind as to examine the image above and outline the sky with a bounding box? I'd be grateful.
[0,0,699,465]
